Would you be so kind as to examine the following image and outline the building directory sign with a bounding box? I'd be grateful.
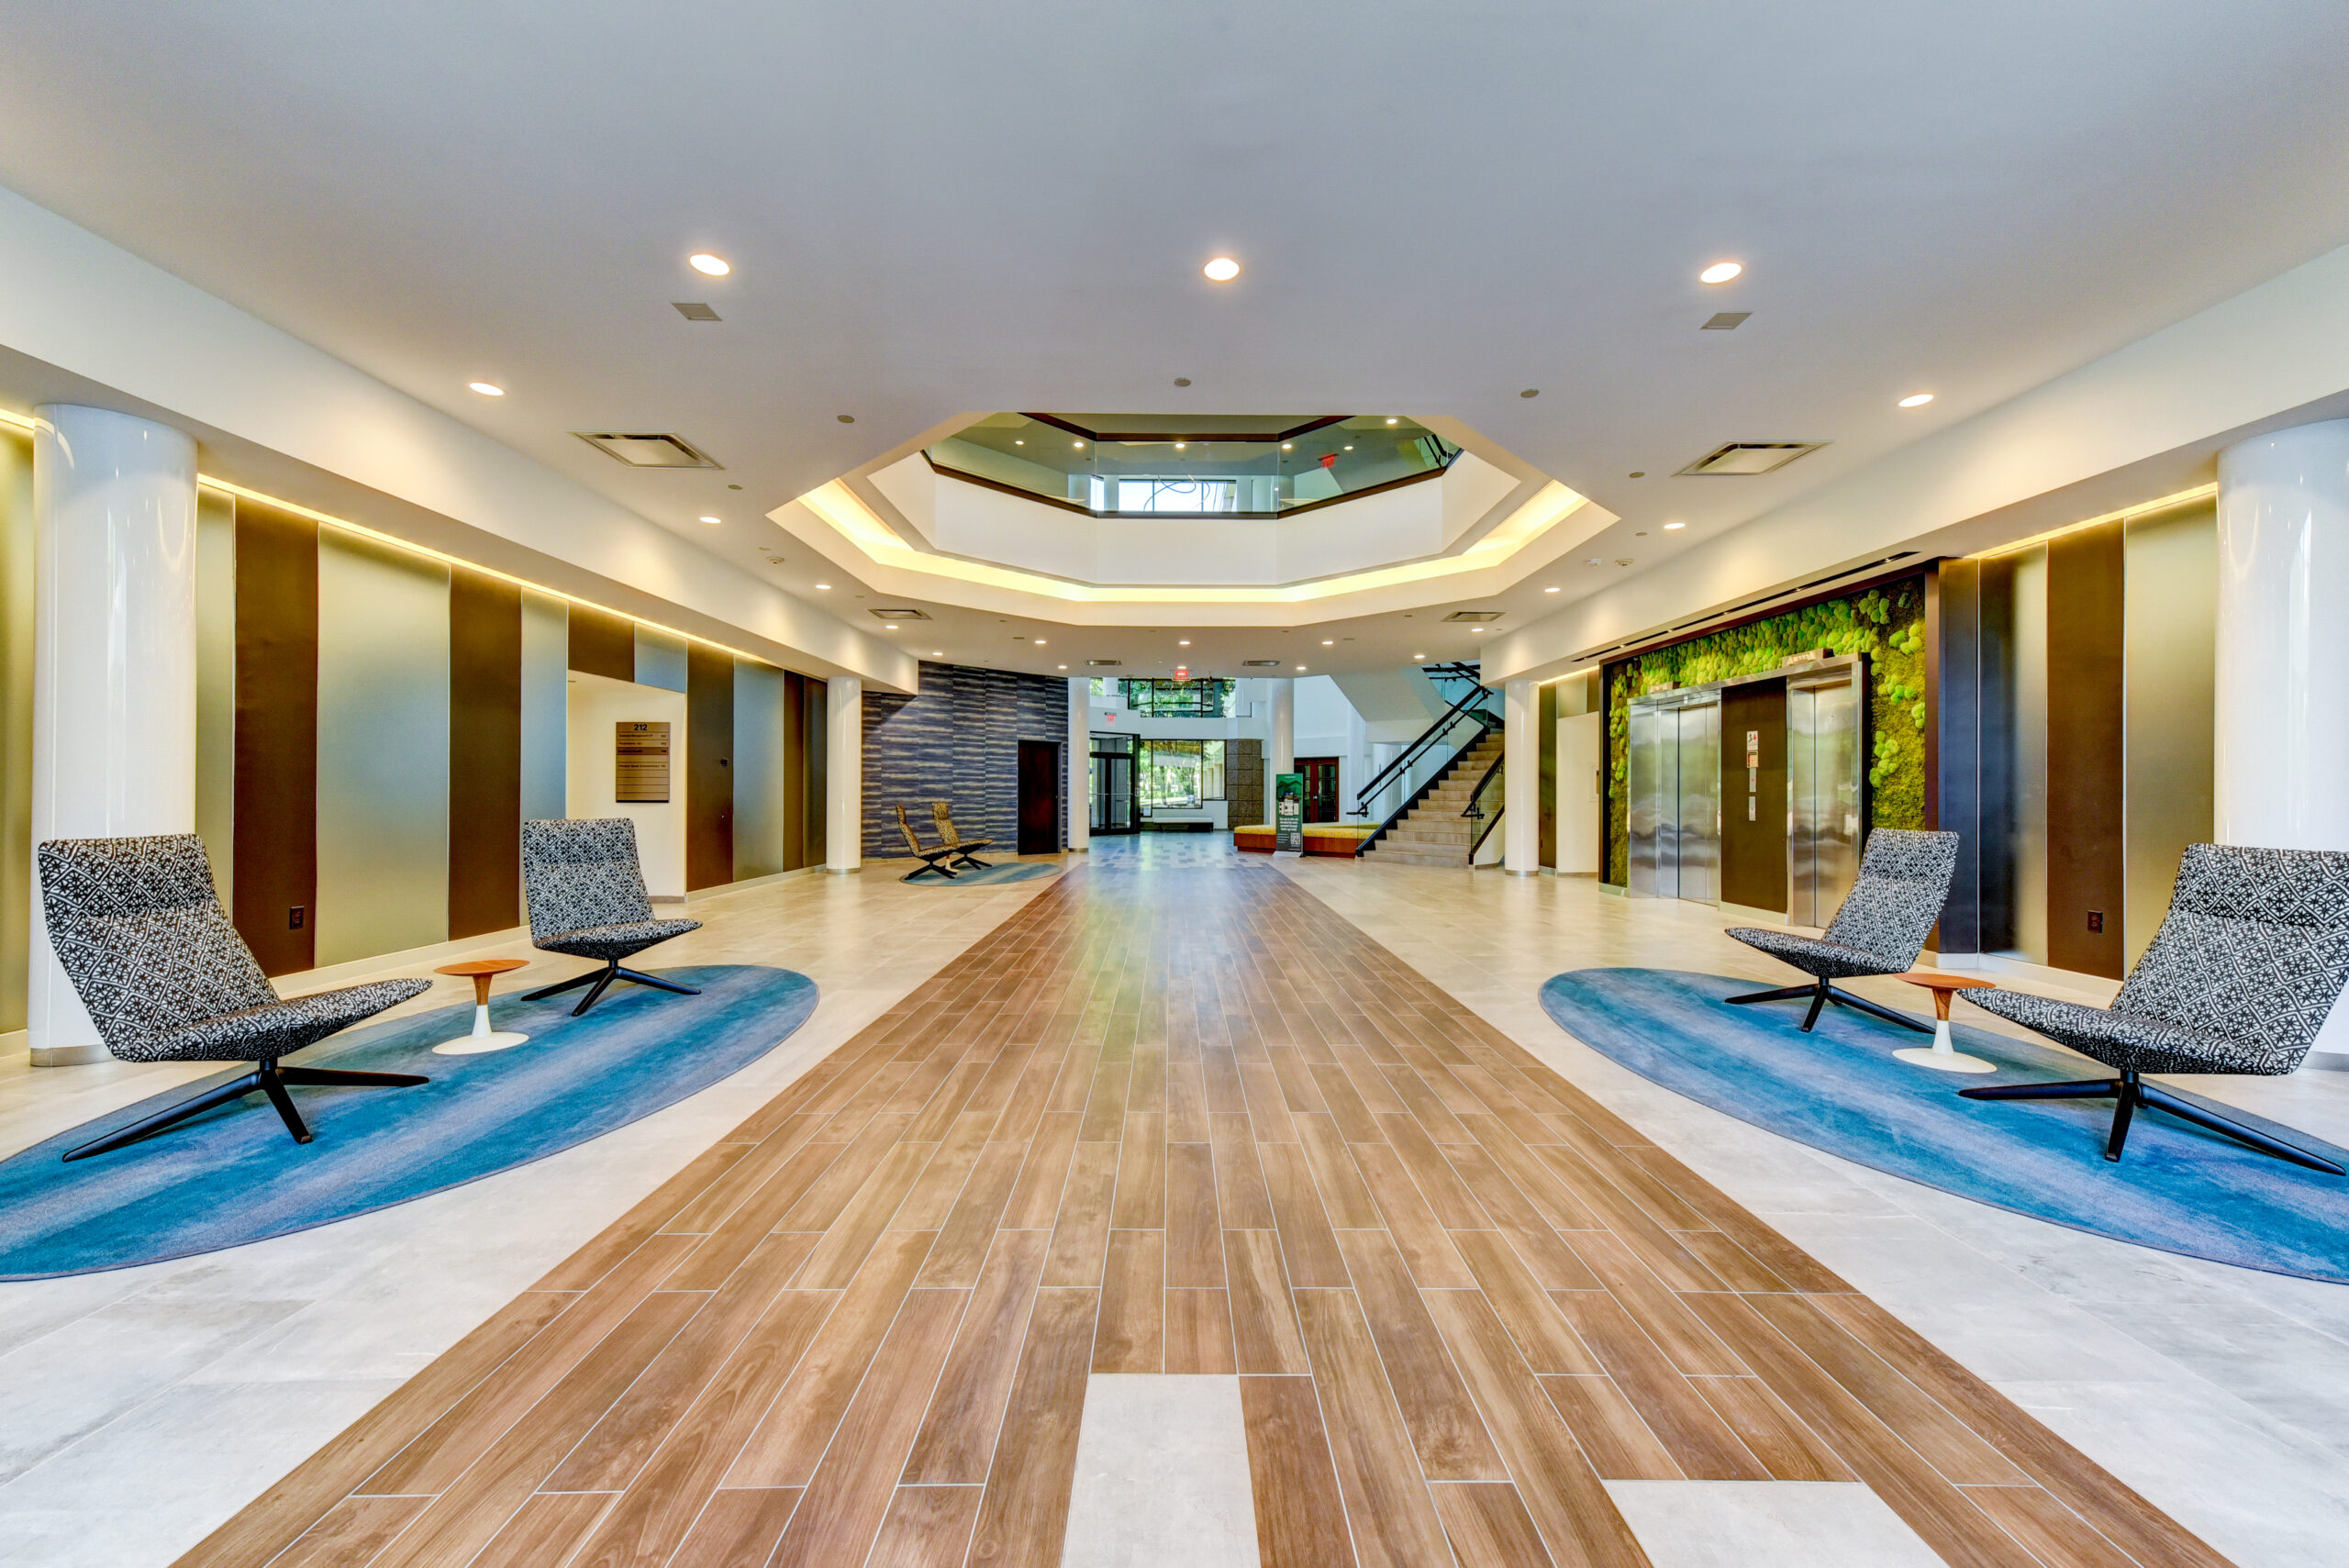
[1275,771,1304,853]
[616,721,672,803]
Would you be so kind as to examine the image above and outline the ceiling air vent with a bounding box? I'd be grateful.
[672,302,721,322]
[869,607,931,621]
[1241,659,1283,667]
[1443,609,1503,623]
[573,431,724,469]
[1087,659,1122,667]
[1676,441,1827,477]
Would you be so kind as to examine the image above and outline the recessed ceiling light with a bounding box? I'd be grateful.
[1296,664,1306,671]
[1178,639,1191,646]
[1074,439,1085,449]
[1699,261,1742,284]
[933,650,944,656]
[1059,664,1068,670]
[1412,653,1425,660]
[698,515,721,526]
[688,252,730,276]
[1174,442,1186,450]
[815,583,831,589]
[1898,393,1935,408]
[1385,417,1398,425]
[884,623,898,629]
[1282,443,1293,450]
[1203,256,1241,282]
[1664,521,1687,530]
[1033,639,1045,646]
[1544,585,1560,593]
[1472,627,1485,633]
[1343,445,1353,450]
[1586,557,1602,566]
[1321,639,1334,646]
[468,382,506,396]
[1014,439,1024,445]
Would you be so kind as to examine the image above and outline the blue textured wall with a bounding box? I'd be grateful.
[863,662,1067,857]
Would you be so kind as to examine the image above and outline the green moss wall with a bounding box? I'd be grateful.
[1605,574,1927,884]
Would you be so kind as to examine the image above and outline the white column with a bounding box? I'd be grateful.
[29,406,200,1066]
[1066,677,1090,851]
[1270,677,1295,777]
[1366,740,1399,820]
[825,674,863,873]
[2216,418,2349,1056]
[1503,678,1540,874]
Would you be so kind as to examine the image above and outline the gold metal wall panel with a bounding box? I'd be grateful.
[519,591,569,822]
[2007,547,2050,964]
[195,485,237,906]
[2122,499,2218,965]
[733,659,790,880]
[314,531,450,967]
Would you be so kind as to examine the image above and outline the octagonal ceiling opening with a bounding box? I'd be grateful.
[926,413,1462,518]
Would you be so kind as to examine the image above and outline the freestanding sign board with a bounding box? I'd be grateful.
[1275,772,1304,855]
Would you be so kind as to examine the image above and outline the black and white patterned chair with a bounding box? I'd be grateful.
[1958,844,2349,1173]
[1724,828,1959,1034]
[519,818,703,1016]
[37,834,431,1162]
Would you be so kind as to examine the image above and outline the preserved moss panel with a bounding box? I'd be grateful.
[1604,575,1926,885]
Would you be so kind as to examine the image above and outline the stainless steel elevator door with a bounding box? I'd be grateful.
[1787,676,1861,927]
[1675,700,1721,904]
[1627,703,1672,897]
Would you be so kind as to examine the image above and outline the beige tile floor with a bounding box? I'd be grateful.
[1274,851,2349,1568]
[4,842,2348,1567]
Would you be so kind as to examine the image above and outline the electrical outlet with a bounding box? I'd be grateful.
[2086,910,2104,934]
[289,905,306,930]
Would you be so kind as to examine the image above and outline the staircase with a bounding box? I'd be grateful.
[1363,731,1505,867]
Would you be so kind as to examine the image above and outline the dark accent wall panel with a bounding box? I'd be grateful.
[783,672,810,870]
[1719,680,1788,912]
[568,603,635,681]
[1537,682,1559,869]
[861,662,1067,857]
[2046,520,2128,978]
[686,644,735,890]
[804,675,829,864]
[232,499,319,975]
[448,569,523,938]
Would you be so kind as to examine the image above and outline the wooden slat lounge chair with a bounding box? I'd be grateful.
[895,804,961,882]
[930,801,995,870]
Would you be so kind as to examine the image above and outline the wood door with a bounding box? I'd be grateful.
[1018,740,1061,854]
[1298,757,1341,823]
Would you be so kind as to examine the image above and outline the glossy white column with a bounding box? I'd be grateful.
[2216,419,2349,1058]
[1269,677,1295,777]
[1066,677,1090,851]
[29,406,199,1066]
[825,674,863,873]
[1503,678,1539,873]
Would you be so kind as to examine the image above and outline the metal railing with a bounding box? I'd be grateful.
[1350,662,1499,818]
[1463,753,1505,858]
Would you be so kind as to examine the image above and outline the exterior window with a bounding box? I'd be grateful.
[1138,739,1226,807]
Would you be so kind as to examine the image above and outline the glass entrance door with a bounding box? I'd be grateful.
[1090,739,1137,834]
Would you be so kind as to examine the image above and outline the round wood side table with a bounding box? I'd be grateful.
[1891,972,1997,1073]
[431,959,532,1055]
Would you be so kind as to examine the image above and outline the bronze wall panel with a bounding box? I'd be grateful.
[1719,680,1788,912]
[567,602,635,681]
[2045,520,2127,978]
[1537,681,1559,869]
[449,569,523,938]
[232,499,318,975]
[686,643,735,890]
[783,671,808,871]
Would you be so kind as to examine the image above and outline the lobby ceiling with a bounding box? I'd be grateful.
[4,2,2349,675]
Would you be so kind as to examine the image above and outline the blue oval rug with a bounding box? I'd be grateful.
[1541,968,2349,1283]
[908,862,1061,886]
[0,963,817,1280]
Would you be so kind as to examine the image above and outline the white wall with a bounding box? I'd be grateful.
[564,671,687,899]
[0,183,912,691]
[1556,710,1602,873]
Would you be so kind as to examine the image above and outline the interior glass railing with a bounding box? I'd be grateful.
[924,413,1462,517]
[1463,753,1505,857]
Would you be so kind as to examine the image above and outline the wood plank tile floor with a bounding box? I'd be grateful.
[180,854,2234,1568]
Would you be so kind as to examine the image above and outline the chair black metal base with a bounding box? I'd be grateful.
[61,1059,429,1162]
[902,854,958,883]
[1723,976,1934,1036]
[524,960,702,1017]
[947,850,993,870]
[1960,1069,2346,1173]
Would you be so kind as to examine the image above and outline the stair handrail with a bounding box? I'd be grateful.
[1351,672,1499,817]
[1352,722,1501,859]
[1462,753,1505,860]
